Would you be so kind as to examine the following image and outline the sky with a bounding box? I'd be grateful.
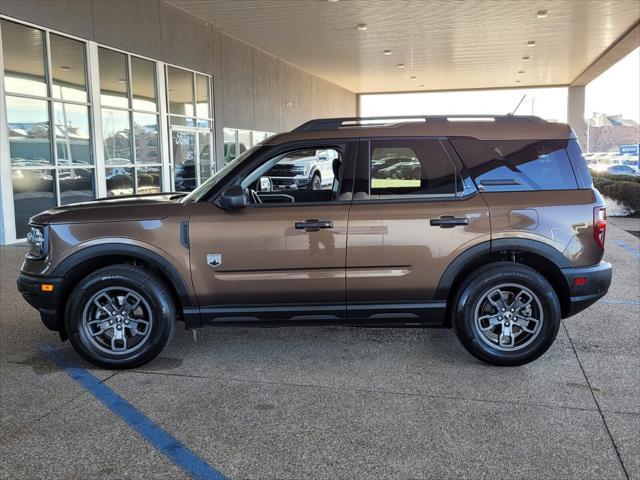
[361,48,640,123]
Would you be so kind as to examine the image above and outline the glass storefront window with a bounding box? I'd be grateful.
[237,130,251,157]
[131,56,157,111]
[6,96,52,166]
[136,166,161,194]
[195,74,210,118]
[198,132,212,182]
[53,102,91,165]
[106,167,134,197]
[11,169,56,238]
[59,168,95,205]
[133,112,159,164]
[167,66,194,116]
[50,34,87,102]
[1,20,47,97]
[99,48,129,108]
[102,108,132,163]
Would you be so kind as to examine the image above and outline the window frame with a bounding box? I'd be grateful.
[353,136,475,204]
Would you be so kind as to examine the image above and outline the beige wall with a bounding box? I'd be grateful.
[0,0,356,163]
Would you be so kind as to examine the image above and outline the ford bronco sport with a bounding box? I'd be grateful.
[18,115,612,369]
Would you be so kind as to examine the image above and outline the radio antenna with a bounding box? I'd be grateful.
[510,94,527,115]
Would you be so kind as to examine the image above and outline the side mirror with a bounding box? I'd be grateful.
[259,177,272,192]
[218,185,247,209]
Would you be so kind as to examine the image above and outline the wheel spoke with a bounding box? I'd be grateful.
[94,293,118,316]
[487,289,509,312]
[121,293,142,315]
[111,327,127,351]
[127,318,150,336]
[477,314,501,331]
[514,316,540,334]
[90,321,112,337]
[499,322,515,347]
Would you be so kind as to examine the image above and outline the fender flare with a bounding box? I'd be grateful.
[434,238,571,300]
[51,243,195,308]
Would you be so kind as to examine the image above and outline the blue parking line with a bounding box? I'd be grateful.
[599,299,640,306]
[615,240,640,258]
[41,346,227,480]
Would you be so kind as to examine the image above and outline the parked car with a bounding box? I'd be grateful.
[378,159,421,179]
[371,156,415,176]
[18,115,611,369]
[264,148,335,190]
[603,164,639,176]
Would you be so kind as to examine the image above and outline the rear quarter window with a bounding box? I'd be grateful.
[451,137,579,191]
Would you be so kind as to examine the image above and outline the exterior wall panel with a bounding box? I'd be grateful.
[253,49,281,133]
[0,0,93,39]
[221,34,254,130]
[159,0,215,75]
[92,0,161,59]
[279,60,312,132]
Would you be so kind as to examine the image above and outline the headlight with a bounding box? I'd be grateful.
[26,225,47,259]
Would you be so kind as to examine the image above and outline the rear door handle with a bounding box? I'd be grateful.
[430,216,469,228]
[295,219,334,231]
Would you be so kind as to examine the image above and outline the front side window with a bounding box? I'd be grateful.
[241,147,342,204]
[451,137,578,191]
[367,139,460,199]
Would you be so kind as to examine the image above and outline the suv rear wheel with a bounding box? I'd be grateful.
[452,262,561,366]
[65,265,176,369]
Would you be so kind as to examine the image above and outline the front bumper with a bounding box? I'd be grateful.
[561,261,612,317]
[17,272,64,332]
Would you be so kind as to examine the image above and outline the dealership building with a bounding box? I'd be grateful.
[0,1,637,244]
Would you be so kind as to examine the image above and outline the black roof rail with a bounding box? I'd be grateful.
[293,115,546,132]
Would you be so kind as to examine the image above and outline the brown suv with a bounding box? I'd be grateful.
[18,115,612,369]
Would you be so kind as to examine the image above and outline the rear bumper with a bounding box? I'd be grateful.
[17,272,64,331]
[561,261,612,317]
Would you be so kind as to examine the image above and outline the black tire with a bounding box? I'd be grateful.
[65,265,176,369]
[310,173,322,190]
[452,262,561,366]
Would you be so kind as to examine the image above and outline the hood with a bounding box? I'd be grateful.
[30,193,186,225]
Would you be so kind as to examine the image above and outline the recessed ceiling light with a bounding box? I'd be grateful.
[396,63,405,69]
[522,56,530,61]
[357,23,368,31]
[410,76,417,79]
[59,65,71,71]
[419,84,425,88]
[517,70,525,74]
[536,9,548,18]
[383,49,392,55]
[515,80,521,83]
[527,40,536,47]
[328,0,339,2]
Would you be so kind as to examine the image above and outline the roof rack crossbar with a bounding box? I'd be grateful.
[293,114,546,132]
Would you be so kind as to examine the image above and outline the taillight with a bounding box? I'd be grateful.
[593,206,606,251]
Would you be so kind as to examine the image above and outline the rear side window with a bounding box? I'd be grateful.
[451,137,578,191]
[368,139,461,199]
[565,139,593,188]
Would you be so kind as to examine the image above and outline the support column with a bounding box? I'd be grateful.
[567,85,587,150]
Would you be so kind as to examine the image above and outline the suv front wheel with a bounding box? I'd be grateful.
[453,262,561,366]
[65,265,176,369]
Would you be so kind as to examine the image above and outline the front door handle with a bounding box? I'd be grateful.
[295,219,334,231]
[430,216,469,228]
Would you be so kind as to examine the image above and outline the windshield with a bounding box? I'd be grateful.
[181,145,261,203]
